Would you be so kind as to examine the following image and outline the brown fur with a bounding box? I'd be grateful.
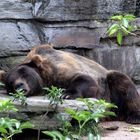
[0,44,140,124]
[0,70,6,83]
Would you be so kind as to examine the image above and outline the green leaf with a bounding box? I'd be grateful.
[122,18,129,28]
[71,134,79,139]
[43,130,64,140]
[107,24,119,35]
[0,127,7,134]
[103,111,116,117]
[121,25,129,35]
[51,131,64,140]
[12,130,22,135]
[65,108,76,116]
[124,14,135,21]
[43,131,57,139]
[0,100,18,112]
[117,31,123,45]
[128,25,137,32]
[15,122,21,129]
[20,122,33,129]
[121,25,136,36]
[111,15,123,21]
[108,28,118,36]
[43,131,56,139]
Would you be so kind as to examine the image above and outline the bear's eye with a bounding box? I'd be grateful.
[15,82,24,90]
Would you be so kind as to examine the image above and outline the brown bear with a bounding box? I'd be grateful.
[0,44,140,124]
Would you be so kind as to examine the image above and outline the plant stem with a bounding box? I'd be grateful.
[78,121,82,140]
[78,118,90,140]
[7,133,14,140]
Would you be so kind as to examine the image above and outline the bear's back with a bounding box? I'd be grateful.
[27,45,108,83]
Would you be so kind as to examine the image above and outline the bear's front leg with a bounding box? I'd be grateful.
[61,74,101,99]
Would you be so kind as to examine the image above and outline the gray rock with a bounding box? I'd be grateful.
[0,0,33,19]
[0,21,41,57]
[33,0,136,21]
[85,47,138,76]
[42,27,101,49]
[0,94,89,130]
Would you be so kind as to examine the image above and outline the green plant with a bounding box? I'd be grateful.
[0,100,33,140]
[9,89,27,106]
[107,14,137,45]
[43,98,117,140]
[44,86,64,106]
[65,99,117,139]
[58,116,72,137]
[36,86,65,140]
[0,118,32,140]
[0,100,18,113]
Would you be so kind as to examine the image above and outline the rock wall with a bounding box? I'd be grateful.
[0,0,140,81]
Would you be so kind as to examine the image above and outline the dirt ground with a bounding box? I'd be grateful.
[100,121,140,140]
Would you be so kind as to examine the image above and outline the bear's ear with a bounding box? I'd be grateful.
[0,70,6,83]
[31,55,43,66]
[25,55,44,68]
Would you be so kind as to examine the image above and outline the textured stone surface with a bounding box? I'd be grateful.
[0,93,88,130]
[33,0,136,21]
[42,27,101,49]
[85,47,138,76]
[0,21,41,57]
[0,0,33,19]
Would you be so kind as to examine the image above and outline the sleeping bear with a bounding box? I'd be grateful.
[0,44,140,124]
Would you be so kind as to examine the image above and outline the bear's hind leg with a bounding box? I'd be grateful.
[107,70,140,124]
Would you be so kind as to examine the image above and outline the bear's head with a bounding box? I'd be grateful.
[5,64,43,96]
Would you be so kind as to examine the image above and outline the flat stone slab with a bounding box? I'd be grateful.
[0,93,87,130]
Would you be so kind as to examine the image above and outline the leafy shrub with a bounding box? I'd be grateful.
[44,86,64,106]
[9,89,27,106]
[43,96,117,140]
[0,100,33,140]
[107,14,137,45]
